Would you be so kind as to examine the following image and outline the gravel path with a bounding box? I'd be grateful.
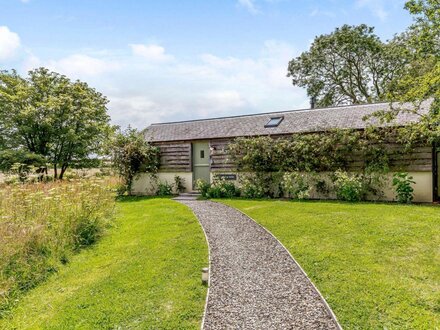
[179,200,341,330]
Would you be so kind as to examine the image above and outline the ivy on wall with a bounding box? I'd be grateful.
[228,127,398,174]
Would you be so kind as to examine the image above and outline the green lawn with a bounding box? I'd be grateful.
[0,198,208,330]
[219,199,440,330]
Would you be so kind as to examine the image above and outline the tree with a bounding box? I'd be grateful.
[110,128,160,195]
[0,150,46,172]
[287,24,406,107]
[0,68,112,179]
[374,0,440,146]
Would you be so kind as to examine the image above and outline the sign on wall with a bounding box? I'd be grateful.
[216,174,237,181]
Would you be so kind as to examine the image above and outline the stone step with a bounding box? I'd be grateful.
[173,196,199,201]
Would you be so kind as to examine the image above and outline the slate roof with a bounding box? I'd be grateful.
[145,101,431,142]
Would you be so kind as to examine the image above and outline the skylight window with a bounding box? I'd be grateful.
[265,116,284,128]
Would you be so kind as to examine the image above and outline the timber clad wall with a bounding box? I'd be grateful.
[210,139,235,171]
[156,141,191,172]
[155,139,432,173]
[347,144,433,172]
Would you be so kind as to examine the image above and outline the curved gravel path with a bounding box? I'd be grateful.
[179,200,341,330]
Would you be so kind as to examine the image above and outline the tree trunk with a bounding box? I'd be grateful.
[59,164,68,180]
[54,164,58,180]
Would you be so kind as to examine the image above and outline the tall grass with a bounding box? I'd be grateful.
[0,178,116,316]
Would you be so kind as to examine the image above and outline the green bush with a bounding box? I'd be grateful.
[240,173,283,199]
[392,172,415,203]
[333,170,366,202]
[156,182,174,196]
[196,178,240,198]
[209,179,240,198]
[195,179,211,197]
[315,179,330,196]
[282,172,312,200]
[0,150,46,172]
[174,175,186,194]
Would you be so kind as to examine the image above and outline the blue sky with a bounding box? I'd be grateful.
[0,0,413,128]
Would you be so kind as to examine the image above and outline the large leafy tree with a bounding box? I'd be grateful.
[287,24,406,107]
[0,68,112,179]
[376,0,440,146]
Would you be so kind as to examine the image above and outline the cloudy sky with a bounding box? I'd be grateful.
[0,0,413,129]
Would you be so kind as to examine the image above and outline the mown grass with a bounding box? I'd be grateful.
[0,197,208,329]
[219,199,440,329]
[0,179,116,314]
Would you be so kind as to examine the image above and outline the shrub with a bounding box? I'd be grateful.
[110,128,160,195]
[0,150,46,173]
[196,178,240,198]
[195,179,211,198]
[209,179,241,198]
[174,175,186,194]
[240,174,268,199]
[156,181,173,196]
[0,178,115,314]
[240,173,284,199]
[392,172,415,203]
[282,172,312,200]
[315,179,330,196]
[333,170,366,202]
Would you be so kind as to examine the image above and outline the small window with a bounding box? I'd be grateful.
[265,116,283,128]
[200,150,205,159]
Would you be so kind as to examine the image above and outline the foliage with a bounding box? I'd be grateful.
[174,175,186,194]
[315,179,330,197]
[195,179,211,197]
[229,130,392,174]
[332,170,367,202]
[372,1,440,147]
[0,178,116,314]
[156,181,173,196]
[0,150,46,172]
[287,24,405,106]
[209,178,241,198]
[0,68,112,179]
[228,131,392,201]
[392,172,416,203]
[240,173,284,199]
[281,172,312,200]
[0,198,207,329]
[224,199,440,329]
[196,178,240,198]
[110,127,160,195]
[240,175,267,199]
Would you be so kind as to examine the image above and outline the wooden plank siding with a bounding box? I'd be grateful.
[154,142,192,172]
[154,138,433,173]
[210,139,236,171]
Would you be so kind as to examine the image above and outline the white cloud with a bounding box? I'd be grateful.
[237,0,259,14]
[47,54,120,78]
[13,38,308,129]
[107,39,307,128]
[130,44,174,62]
[0,26,21,60]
